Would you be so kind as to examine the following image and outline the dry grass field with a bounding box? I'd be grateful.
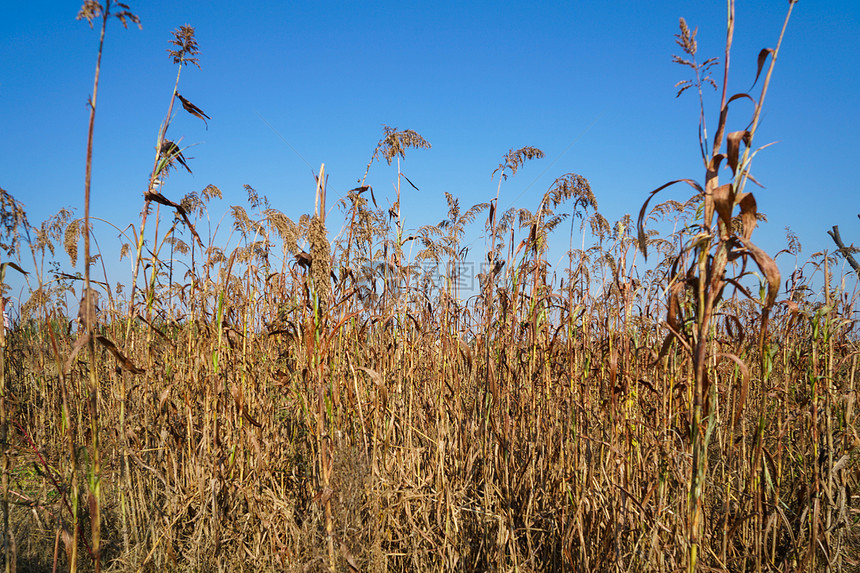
[1,1,858,571]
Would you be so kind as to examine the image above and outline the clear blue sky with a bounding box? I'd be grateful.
[1,1,859,305]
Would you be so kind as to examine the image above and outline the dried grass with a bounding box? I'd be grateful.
[1,2,858,572]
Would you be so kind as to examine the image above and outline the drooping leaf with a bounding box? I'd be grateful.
[160,139,192,174]
[666,280,685,335]
[752,48,775,89]
[143,191,204,248]
[637,179,704,259]
[727,92,756,106]
[176,93,210,129]
[96,335,145,374]
[145,191,184,213]
[726,131,750,175]
[737,192,758,241]
[724,93,758,131]
[0,262,27,284]
[135,312,170,341]
[655,279,693,364]
[707,154,725,179]
[723,313,745,348]
[712,184,735,230]
[742,239,780,308]
[401,172,420,192]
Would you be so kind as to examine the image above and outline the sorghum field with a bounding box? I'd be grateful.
[1,1,858,571]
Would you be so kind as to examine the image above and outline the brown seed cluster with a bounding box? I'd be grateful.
[309,215,331,310]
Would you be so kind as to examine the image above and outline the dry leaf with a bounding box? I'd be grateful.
[95,335,145,374]
[177,93,210,128]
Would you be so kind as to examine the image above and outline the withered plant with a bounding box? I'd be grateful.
[637,1,821,570]
[76,2,140,572]
[2,2,858,573]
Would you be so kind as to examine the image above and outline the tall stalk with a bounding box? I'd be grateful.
[0,294,9,573]
[81,7,108,571]
[0,188,27,573]
[638,2,795,570]
[125,25,200,342]
[78,2,139,570]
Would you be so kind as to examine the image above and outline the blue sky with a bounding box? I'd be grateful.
[1,1,859,305]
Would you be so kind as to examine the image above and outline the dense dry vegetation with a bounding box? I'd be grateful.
[2,1,858,571]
